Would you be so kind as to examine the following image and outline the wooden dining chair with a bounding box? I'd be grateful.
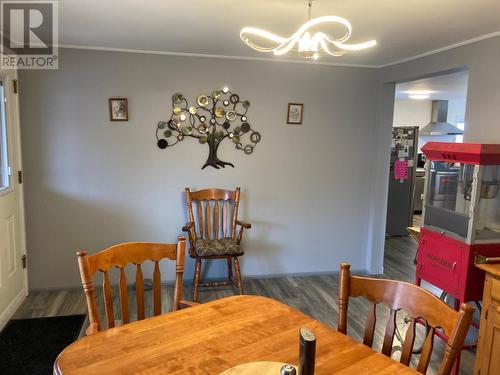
[182,187,251,302]
[337,263,474,375]
[77,237,196,335]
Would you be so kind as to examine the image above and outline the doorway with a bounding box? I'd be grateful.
[0,67,27,331]
[386,69,470,236]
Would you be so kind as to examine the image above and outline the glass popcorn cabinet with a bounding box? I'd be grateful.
[417,142,500,303]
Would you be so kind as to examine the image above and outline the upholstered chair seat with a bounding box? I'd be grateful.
[194,238,243,257]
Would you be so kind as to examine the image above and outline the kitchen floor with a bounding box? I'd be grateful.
[13,237,474,374]
[413,213,422,227]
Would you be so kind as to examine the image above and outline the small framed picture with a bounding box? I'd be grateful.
[287,103,303,124]
[109,98,129,121]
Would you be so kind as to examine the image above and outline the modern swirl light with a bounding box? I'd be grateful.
[240,1,376,60]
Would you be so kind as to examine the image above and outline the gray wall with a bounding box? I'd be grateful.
[368,36,500,273]
[19,49,379,289]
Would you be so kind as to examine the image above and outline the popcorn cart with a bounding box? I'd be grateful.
[417,142,500,303]
[414,142,500,373]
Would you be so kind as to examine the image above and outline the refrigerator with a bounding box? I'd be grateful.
[386,126,419,236]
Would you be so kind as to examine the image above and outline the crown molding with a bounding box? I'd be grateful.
[378,30,500,68]
[57,30,500,70]
[59,44,378,68]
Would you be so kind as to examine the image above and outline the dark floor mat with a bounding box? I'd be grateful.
[0,314,86,375]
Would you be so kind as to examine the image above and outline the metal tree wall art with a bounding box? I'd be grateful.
[156,87,261,169]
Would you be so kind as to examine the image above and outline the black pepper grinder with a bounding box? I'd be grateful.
[298,327,316,375]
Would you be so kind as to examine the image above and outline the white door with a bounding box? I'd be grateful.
[0,65,27,331]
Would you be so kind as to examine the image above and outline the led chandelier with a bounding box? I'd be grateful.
[240,0,376,60]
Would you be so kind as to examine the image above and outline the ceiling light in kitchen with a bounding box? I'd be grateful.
[408,91,431,100]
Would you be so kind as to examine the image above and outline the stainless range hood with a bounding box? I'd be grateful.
[420,100,464,136]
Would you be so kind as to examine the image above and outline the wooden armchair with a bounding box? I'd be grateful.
[77,237,197,335]
[183,187,251,302]
[338,263,474,375]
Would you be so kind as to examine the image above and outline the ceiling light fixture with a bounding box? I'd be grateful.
[407,91,432,100]
[240,0,376,60]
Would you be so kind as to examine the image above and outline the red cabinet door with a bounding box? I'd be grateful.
[417,230,464,299]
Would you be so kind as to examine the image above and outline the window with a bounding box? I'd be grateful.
[0,80,10,191]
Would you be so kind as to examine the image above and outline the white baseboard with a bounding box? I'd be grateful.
[0,288,27,332]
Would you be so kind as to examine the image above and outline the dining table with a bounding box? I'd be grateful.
[54,295,418,374]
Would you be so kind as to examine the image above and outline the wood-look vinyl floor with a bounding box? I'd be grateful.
[13,237,474,374]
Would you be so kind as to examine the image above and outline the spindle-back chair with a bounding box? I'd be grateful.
[183,187,251,302]
[77,237,194,335]
[338,263,474,375]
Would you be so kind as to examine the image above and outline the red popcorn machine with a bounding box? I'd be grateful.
[414,142,500,373]
[416,142,500,304]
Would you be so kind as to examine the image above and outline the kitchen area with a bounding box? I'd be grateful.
[386,70,469,236]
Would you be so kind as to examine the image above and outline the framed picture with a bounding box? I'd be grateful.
[109,98,129,121]
[287,103,303,124]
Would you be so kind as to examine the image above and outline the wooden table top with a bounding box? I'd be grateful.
[476,262,500,277]
[54,295,418,374]
[219,361,296,374]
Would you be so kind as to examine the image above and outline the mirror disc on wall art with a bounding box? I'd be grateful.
[215,107,226,118]
[250,132,261,143]
[230,94,240,104]
[197,95,209,107]
[226,110,237,121]
[241,123,250,132]
[157,139,168,149]
[172,93,183,104]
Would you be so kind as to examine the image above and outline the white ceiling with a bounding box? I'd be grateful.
[57,0,500,67]
[395,70,469,100]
